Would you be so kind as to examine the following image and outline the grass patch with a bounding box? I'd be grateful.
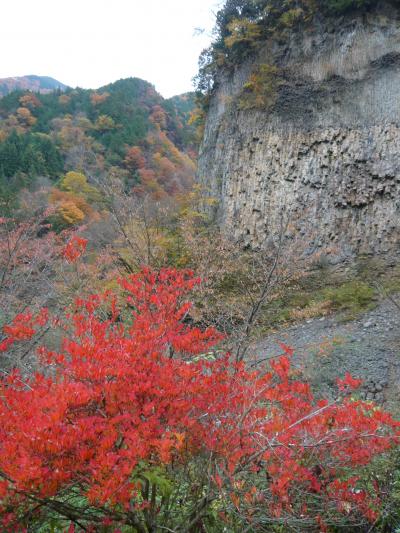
[257,278,378,333]
[212,255,399,339]
[382,265,400,294]
[322,281,376,317]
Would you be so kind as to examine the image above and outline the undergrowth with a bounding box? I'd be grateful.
[254,259,400,334]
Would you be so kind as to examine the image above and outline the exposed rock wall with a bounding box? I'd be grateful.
[198,4,400,261]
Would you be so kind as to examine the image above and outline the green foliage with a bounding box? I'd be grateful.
[323,281,376,316]
[164,92,199,149]
[224,17,262,49]
[0,130,63,193]
[133,462,174,499]
[0,79,194,163]
[255,278,377,332]
[279,7,305,27]
[323,0,375,14]
[88,78,152,160]
[362,451,400,531]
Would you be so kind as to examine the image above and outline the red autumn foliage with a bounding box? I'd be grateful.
[0,309,48,352]
[337,371,363,392]
[62,235,88,263]
[0,268,398,531]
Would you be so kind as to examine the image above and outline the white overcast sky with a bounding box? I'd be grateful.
[1,0,222,97]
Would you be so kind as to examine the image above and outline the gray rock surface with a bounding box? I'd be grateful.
[198,4,400,261]
[250,297,400,411]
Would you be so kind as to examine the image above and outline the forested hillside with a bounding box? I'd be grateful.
[0,77,197,207]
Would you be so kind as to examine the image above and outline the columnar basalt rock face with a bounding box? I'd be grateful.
[198,5,400,261]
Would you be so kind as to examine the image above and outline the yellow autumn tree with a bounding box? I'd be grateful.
[59,171,102,204]
[16,107,37,127]
[58,94,71,105]
[95,115,116,132]
[56,201,86,225]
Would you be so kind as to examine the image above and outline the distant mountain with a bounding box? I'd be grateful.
[0,76,68,97]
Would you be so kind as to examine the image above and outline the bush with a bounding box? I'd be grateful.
[0,267,399,531]
[323,280,376,316]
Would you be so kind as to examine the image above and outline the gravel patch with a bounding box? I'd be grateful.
[251,297,400,411]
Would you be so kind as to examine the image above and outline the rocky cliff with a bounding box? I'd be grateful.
[198,3,400,262]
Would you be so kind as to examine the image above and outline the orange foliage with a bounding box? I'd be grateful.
[50,189,94,226]
[16,107,36,127]
[58,94,71,105]
[56,201,85,225]
[90,92,110,106]
[137,130,196,196]
[19,94,41,109]
[153,153,177,179]
[150,105,167,129]
[136,168,165,199]
[124,146,146,171]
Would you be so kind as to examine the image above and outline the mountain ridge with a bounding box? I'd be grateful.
[0,75,68,97]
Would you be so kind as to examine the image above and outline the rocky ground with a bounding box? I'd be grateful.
[252,296,400,411]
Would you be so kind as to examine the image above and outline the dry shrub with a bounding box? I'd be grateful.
[90,177,318,359]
